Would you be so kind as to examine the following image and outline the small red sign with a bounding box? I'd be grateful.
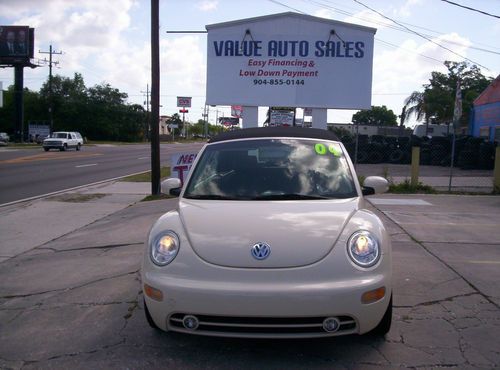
[179,109,189,113]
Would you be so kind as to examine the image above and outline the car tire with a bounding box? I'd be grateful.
[76,143,81,151]
[369,295,392,336]
[44,148,49,152]
[144,298,160,330]
[60,144,67,152]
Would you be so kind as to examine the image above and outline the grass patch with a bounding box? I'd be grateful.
[141,194,174,202]
[120,167,171,182]
[389,179,437,194]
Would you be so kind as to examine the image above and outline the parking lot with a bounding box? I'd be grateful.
[0,184,499,369]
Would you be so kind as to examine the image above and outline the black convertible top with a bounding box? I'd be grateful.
[208,127,339,143]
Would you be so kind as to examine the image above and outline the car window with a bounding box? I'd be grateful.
[184,138,357,200]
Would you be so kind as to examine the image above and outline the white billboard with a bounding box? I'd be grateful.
[270,110,294,126]
[206,12,376,109]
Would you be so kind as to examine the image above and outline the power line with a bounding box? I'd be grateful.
[268,0,307,14]
[350,0,490,70]
[375,38,445,64]
[269,0,458,65]
[440,0,500,19]
[302,0,500,55]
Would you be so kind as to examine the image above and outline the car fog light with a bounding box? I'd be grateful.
[322,317,340,333]
[361,286,386,304]
[183,315,199,330]
[144,283,163,302]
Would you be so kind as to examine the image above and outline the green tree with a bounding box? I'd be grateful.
[402,61,493,128]
[39,73,88,133]
[352,105,398,126]
[167,113,183,136]
[1,73,147,142]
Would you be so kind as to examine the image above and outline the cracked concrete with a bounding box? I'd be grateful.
[0,190,499,369]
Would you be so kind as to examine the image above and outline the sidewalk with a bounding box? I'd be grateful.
[0,181,151,263]
[392,175,494,192]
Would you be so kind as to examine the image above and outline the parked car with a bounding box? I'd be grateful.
[142,127,392,338]
[0,132,10,142]
[43,131,83,151]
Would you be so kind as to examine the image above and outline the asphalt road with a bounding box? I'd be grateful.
[0,142,205,205]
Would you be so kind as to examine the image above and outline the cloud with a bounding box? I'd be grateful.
[343,9,394,30]
[1,1,145,97]
[394,0,422,18]
[314,9,335,20]
[370,32,471,124]
[197,1,218,12]
[160,36,205,92]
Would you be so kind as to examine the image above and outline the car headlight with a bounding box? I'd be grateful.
[150,231,180,266]
[347,231,380,267]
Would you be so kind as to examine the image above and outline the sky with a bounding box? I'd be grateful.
[0,0,499,127]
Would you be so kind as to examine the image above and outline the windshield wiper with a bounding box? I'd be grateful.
[184,194,240,200]
[251,193,330,200]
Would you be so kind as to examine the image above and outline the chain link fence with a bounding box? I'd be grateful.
[337,131,498,193]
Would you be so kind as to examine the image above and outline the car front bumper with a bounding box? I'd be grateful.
[142,239,391,338]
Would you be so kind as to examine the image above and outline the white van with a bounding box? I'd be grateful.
[413,124,451,138]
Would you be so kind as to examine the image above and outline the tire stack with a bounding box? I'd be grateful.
[458,137,483,169]
[478,141,496,170]
[429,136,451,166]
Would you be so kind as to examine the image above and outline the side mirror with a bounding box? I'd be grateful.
[362,176,389,195]
[160,178,182,197]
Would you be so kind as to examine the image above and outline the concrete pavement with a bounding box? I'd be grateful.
[0,183,499,369]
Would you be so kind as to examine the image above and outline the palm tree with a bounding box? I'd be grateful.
[402,91,428,125]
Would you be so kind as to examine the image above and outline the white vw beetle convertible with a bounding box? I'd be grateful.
[142,127,391,338]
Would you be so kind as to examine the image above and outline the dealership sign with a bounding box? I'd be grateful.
[206,12,376,109]
[177,96,192,108]
[171,152,198,185]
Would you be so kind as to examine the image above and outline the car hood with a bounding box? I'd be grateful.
[179,198,359,268]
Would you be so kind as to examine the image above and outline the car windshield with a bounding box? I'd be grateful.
[53,133,68,138]
[184,138,357,200]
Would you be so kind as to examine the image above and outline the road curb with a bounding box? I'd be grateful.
[0,169,153,208]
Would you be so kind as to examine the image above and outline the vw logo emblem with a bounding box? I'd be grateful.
[251,242,271,260]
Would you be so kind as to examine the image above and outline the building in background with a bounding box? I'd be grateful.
[470,75,500,142]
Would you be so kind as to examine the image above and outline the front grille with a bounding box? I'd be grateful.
[168,313,357,337]
[44,140,61,146]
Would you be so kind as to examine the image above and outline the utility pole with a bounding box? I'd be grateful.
[150,0,161,195]
[141,84,150,141]
[202,104,209,138]
[39,45,62,134]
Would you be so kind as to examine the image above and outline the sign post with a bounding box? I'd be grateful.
[177,97,191,138]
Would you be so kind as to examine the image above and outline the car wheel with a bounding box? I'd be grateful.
[44,148,49,152]
[61,144,67,151]
[76,143,81,151]
[144,298,160,330]
[369,295,392,336]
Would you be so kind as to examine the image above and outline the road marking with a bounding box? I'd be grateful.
[468,261,500,265]
[0,152,102,164]
[369,198,433,206]
[75,163,98,168]
[137,157,149,160]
